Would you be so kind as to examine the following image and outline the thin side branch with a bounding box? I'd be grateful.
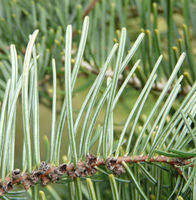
[0,154,194,196]
[82,0,101,19]
[38,59,190,96]
[72,0,100,38]
[81,61,191,95]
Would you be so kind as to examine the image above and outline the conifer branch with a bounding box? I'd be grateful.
[0,154,194,196]
[81,60,191,95]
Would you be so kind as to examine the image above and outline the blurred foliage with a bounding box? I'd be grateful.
[0,0,196,103]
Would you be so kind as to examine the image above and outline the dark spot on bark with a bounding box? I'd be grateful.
[106,157,125,175]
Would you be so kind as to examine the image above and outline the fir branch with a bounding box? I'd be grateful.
[0,154,194,196]
[36,59,191,98]
[81,60,191,95]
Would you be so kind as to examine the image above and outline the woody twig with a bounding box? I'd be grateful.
[0,154,194,196]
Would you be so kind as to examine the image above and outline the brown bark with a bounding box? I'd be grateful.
[0,154,193,196]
